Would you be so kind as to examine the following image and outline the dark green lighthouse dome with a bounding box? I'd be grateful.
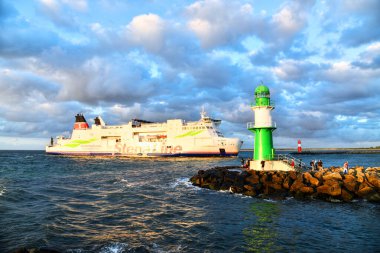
[255,85,270,95]
[255,85,271,106]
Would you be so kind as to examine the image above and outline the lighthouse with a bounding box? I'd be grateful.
[248,85,276,160]
[246,85,295,171]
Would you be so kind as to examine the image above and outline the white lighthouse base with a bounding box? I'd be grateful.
[249,160,295,172]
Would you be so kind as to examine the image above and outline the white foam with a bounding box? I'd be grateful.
[0,186,6,196]
[99,242,128,253]
[263,198,278,203]
[169,177,195,189]
[151,243,184,253]
[216,189,251,199]
[228,169,243,173]
[120,178,145,188]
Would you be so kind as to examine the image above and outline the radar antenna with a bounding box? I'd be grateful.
[200,106,207,119]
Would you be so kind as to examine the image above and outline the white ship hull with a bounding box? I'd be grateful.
[46,111,242,157]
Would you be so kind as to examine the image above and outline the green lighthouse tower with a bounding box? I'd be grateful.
[248,85,276,161]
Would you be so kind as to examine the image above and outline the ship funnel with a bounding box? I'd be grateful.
[94,116,105,126]
[74,113,89,130]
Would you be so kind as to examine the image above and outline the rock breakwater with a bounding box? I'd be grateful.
[190,166,380,202]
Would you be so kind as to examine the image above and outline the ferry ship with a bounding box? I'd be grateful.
[46,109,242,157]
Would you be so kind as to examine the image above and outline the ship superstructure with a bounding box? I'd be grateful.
[46,109,242,157]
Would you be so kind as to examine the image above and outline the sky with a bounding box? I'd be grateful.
[0,0,380,150]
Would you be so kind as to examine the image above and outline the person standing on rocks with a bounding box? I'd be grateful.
[261,160,265,170]
[290,159,295,168]
[310,160,314,171]
[317,160,323,170]
[343,161,349,174]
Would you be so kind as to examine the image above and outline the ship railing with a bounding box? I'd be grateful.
[275,154,307,172]
[247,121,276,129]
[250,101,275,107]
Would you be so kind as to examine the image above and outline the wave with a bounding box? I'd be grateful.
[169,177,193,188]
[66,242,184,253]
[0,186,6,196]
[99,242,129,253]
[119,178,147,188]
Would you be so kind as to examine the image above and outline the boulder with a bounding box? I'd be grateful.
[290,176,305,192]
[190,175,199,185]
[365,172,380,189]
[230,185,244,193]
[356,183,375,197]
[314,170,325,180]
[282,177,292,190]
[365,167,378,172]
[267,182,283,191]
[356,167,364,173]
[190,165,380,203]
[341,189,354,202]
[322,172,342,181]
[224,171,240,183]
[245,174,260,184]
[244,190,257,197]
[356,170,365,183]
[365,192,380,202]
[317,180,341,196]
[220,182,233,190]
[303,172,320,187]
[343,174,358,192]
[288,171,298,180]
[244,184,254,191]
[259,173,269,184]
[300,186,314,194]
[272,173,284,185]
[330,167,341,173]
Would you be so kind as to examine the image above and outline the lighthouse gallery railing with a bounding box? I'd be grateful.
[247,121,277,129]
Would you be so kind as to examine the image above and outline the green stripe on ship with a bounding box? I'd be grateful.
[64,138,98,148]
[175,130,203,138]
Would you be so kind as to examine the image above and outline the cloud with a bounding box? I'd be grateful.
[186,0,256,49]
[0,26,60,58]
[353,42,380,69]
[54,55,159,105]
[124,14,166,53]
[339,0,380,47]
[62,0,88,12]
[273,59,318,82]
[37,0,79,28]
[250,0,315,65]
[0,0,379,149]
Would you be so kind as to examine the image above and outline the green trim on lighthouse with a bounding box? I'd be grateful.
[248,85,276,161]
[251,128,275,160]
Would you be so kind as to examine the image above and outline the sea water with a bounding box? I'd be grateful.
[0,150,379,252]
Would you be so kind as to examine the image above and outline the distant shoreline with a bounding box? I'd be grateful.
[1,149,380,154]
[240,148,380,154]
